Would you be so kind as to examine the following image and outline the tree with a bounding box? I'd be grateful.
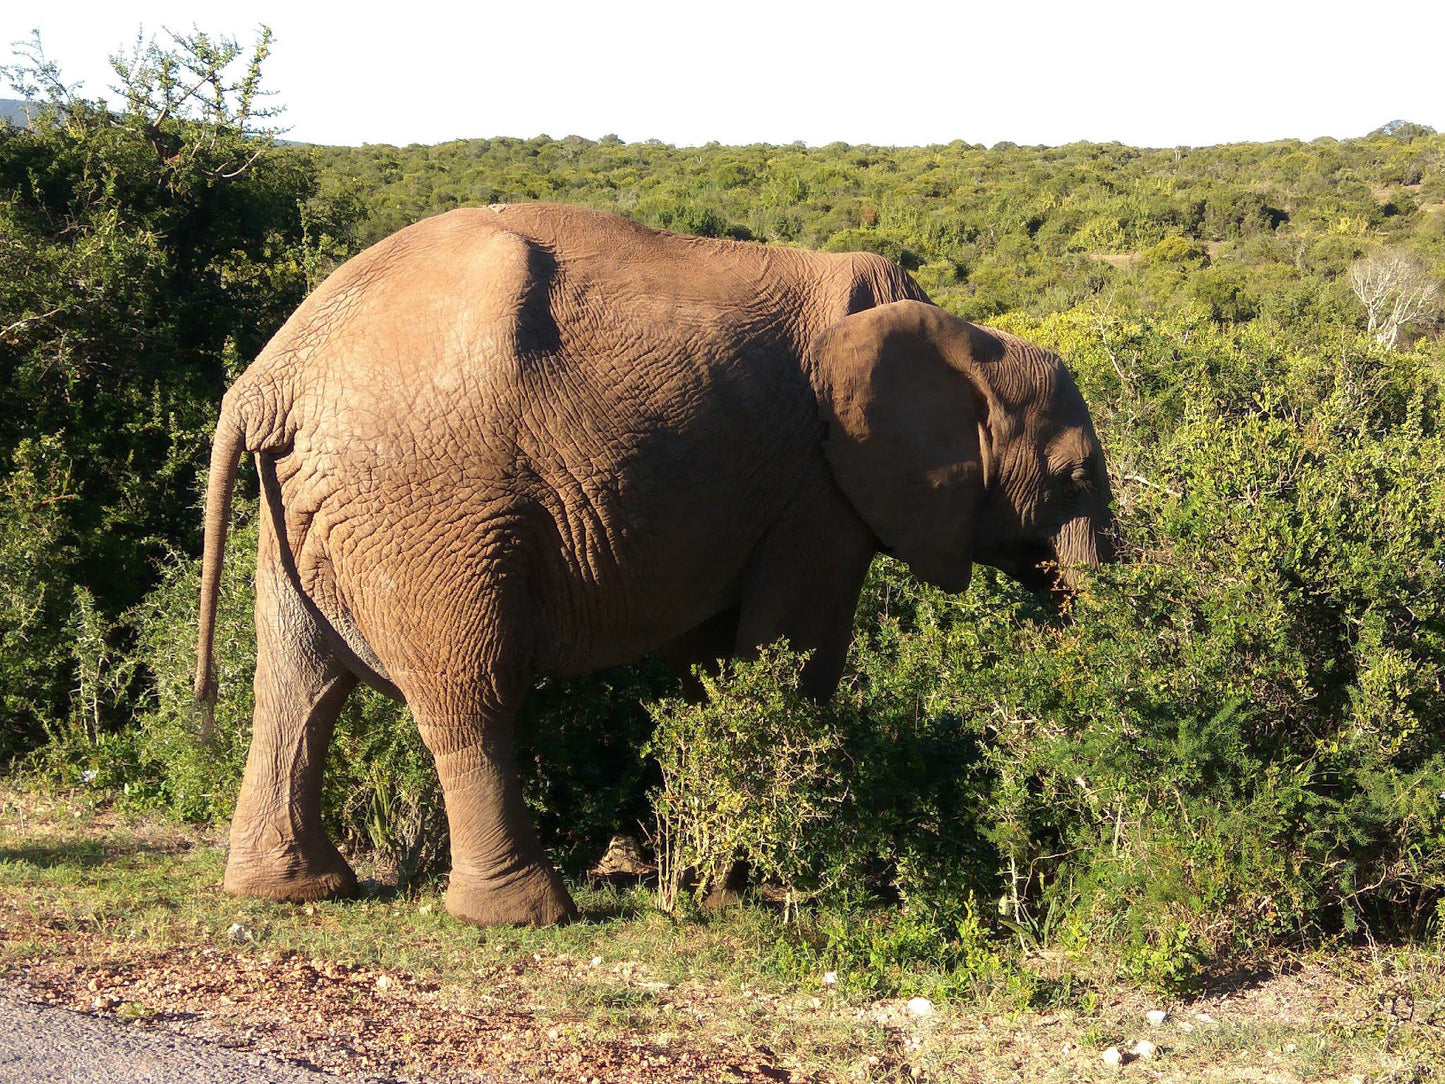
[0,29,357,755]
[1348,248,1442,348]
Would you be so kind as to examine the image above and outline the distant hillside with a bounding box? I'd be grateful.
[304,125,1445,325]
[1,99,33,126]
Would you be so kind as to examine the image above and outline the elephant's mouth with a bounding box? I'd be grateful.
[979,539,1059,594]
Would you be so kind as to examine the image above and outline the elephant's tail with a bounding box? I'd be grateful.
[193,398,248,736]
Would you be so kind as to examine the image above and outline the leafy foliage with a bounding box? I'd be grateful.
[0,28,359,752]
[647,647,851,913]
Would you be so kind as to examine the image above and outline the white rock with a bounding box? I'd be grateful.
[906,996,933,1017]
[1146,1009,1168,1025]
[375,974,390,991]
[823,971,838,986]
[590,956,602,966]
[1193,1011,1215,1024]
[226,923,252,942]
[1101,1046,1125,1067]
[1130,1039,1158,1060]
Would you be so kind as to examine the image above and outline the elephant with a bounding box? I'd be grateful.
[193,202,1114,927]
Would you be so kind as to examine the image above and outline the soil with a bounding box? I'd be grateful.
[3,929,808,1083]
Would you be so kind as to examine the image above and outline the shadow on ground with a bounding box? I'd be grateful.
[0,835,193,870]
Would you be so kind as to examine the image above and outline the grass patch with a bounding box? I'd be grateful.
[4,783,1445,1082]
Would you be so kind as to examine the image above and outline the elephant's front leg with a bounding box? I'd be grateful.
[224,534,359,902]
[411,683,576,926]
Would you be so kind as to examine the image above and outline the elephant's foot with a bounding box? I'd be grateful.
[223,836,358,903]
[445,862,577,927]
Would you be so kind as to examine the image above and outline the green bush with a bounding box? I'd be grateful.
[0,29,360,754]
[822,228,923,270]
[1144,235,1210,268]
[647,647,851,914]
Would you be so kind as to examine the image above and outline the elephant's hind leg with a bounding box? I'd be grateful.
[223,525,358,903]
[408,680,576,926]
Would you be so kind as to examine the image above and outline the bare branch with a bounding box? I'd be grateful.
[1349,248,1442,349]
[0,306,63,340]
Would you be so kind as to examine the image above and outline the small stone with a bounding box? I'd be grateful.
[1193,1011,1215,1024]
[1101,1046,1125,1067]
[809,997,821,1008]
[1130,1039,1158,1060]
[418,903,434,915]
[591,956,602,967]
[906,996,933,1017]
[375,974,390,991]
[823,971,838,986]
[1146,1009,1167,1026]
[587,834,656,880]
[226,923,252,943]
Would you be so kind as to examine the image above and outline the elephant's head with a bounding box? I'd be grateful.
[811,299,1114,596]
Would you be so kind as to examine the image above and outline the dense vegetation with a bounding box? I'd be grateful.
[3,32,1443,993]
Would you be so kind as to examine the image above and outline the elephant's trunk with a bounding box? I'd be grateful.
[1051,511,1115,590]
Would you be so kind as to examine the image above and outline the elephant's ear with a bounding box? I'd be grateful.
[811,300,995,592]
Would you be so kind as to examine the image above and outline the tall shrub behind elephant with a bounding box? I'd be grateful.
[194,203,1114,927]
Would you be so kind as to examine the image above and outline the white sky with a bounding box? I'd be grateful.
[4,0,1442,149]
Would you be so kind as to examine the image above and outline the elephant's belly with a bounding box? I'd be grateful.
[528,508,750,677]
[538,574,741,678]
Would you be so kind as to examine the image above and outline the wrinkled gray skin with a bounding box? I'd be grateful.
[194,203,1114,926]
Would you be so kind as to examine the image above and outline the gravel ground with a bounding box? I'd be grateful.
[0,992,334,1084]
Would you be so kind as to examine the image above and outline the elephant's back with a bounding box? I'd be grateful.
[261,206,828,470]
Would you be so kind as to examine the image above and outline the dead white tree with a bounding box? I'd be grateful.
[1348,248,1442,348]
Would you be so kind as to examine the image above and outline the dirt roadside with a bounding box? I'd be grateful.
[3,931,805,1083]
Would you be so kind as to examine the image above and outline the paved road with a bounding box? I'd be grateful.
[0,994,336,1083]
